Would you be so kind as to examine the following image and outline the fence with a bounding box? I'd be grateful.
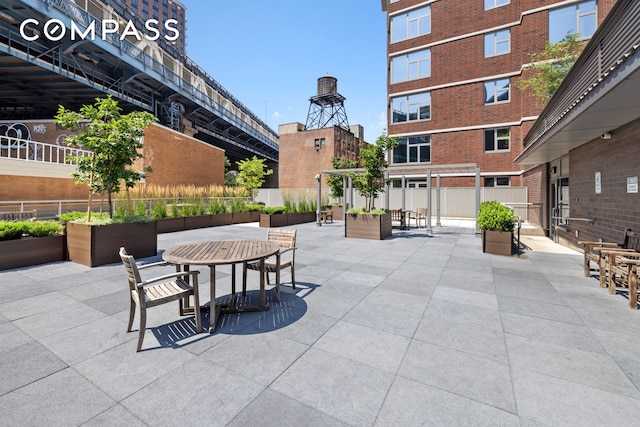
[256,187,529,220]
[0,136,92,165]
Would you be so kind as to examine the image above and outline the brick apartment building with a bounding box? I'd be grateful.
[383,0,616,189]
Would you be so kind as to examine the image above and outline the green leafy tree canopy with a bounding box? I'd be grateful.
[517,33,583,104]
[236,155,273,201]
[350,132,398,212]
[55,95,157,220]
[327,157,358,200]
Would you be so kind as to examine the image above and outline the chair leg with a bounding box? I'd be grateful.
[275,268,281,302]
[137,307,147,352]
[193,292,201,333]
[291,265,296,289]
[127,298,136,332]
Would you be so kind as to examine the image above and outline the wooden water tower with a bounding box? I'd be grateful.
[305,74,349,131]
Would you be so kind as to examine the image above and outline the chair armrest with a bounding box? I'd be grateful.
[277,247,297,255]
[138,270,200,288]
[599,249,639,257]
[620,257,640,265]
[137,260,170,270]
[578,241,619,246]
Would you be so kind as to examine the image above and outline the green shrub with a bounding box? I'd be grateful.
[477,201,515,232]
[245,203,265,212]
[230,198,247,213]
[208,198,227,214]
[151,200,167,219]
[0,221,26,240]
[24,221,63,237]
[57,211,88,224]
[264,206,286,215]
[347,207,387,215]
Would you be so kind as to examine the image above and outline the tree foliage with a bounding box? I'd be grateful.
[224,156,237,187]
[55,95,157,220]
[517,33,584,104]
[350,132,398,212]
[327,157,358,200]
[236,155,273,201]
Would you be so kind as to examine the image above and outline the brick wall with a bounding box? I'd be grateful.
[563,118,640,246]
[279,125,361,189]
[0,121,224,201]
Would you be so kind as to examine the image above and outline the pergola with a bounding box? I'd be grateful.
[316,163,481,233]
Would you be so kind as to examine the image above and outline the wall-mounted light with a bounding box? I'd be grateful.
[600,132,612,140]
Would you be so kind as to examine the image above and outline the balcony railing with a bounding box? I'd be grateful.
[0,136,92,165]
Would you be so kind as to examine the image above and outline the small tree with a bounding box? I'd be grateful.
[236,155,273,201]
[350,132,398,212]
[517,33,583,104]
[55,96,157,221]
[223,157,237,187]
[327,157,358,202]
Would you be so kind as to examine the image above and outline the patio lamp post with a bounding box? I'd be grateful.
[316,173,322,227]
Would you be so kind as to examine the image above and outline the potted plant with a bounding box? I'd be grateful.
[209,198,233,226]
[259,206,288,228]
[345,132,398,240]
[0,220,65,271]
[55,96,158,267]
[477,200,516,256]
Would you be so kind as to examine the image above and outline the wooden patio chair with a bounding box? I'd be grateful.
[408,208,427,228]
[597,232,640,304]
[622,257,640,309]
[579,228,632,277]
[242,229,297,302]
[119,247,201,352]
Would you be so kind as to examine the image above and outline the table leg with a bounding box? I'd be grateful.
[177,264,194,315]
[208,265,220,334]
[260,257,266,309]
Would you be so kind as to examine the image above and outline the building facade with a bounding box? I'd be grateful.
[383,0,615,189]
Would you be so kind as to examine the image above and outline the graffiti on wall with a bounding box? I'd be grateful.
[0,122,40,160]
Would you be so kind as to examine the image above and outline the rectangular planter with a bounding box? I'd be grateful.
[288,213,303,224]
[210,213,233,226]
[325,205,344,219]
[66,221,157,267]
[232,212,252,224]
[482,230,513,256]
[259,213,288,228]
[0,235,65,271]
[345,213,392,240]
[249,211,264,222]
[302,212,317,223]
[184,214,212,230]
[156,217,185,233]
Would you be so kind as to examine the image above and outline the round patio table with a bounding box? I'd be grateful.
[163,240,280,333]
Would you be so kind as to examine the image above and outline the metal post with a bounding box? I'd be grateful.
[426,169,432,234]
[384,171,390,211]
[475,166,481,234]
[316,174,322,227]
[436,174,442,227]
[342,175,348,220]
[401,175,406,211]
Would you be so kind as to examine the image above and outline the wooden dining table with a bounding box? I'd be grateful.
[163,240,280,333]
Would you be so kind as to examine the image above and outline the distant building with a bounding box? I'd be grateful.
[382,0,616,188]
[279,76,364,189]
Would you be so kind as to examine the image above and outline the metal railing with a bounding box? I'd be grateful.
[0,136,91,165]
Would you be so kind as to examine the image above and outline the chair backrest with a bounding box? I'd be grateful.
[627,231,640,252]
[267,229,296,249]
[391,210,402,221]
[417,208,427,215]
[119,247,142,291]
[620,228,633,248]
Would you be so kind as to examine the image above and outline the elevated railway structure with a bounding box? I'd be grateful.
[0,0,278,163]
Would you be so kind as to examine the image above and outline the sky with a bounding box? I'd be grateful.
[180,0,388,142]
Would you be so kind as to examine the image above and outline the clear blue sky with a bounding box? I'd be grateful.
[180,0,388,142]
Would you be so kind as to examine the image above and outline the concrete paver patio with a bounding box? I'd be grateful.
[1,219,639,426]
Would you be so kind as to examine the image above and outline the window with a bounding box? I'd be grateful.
[484,29,510,57]
[485,177,511,187]
[392,135,431,164]
[391,92,431,123]
[484,78,510,104]
[549,1,596,43]
[391,48,431,83]
[484,128,510,152]
[391,5,431,43]
[484,0,509,10]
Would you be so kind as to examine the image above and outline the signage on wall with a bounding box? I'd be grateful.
[595,171,601,194]
[627,176,638,193]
